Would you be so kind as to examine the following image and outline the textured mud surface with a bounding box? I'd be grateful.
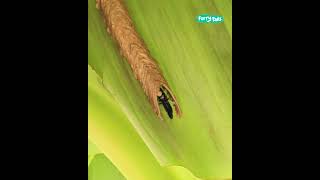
[96,0,181,119]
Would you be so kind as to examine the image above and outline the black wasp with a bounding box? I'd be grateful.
[157,88,173,119]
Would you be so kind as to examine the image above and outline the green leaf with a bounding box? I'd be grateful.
[89,154,126,180]
[88,0,232,179]
[89,65,177,179]
[88,139,101,166]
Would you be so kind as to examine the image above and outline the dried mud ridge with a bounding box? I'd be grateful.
[96,0,181,119]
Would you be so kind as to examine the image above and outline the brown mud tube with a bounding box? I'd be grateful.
[96,0,181,120]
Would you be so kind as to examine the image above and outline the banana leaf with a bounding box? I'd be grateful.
[88,0,232,179]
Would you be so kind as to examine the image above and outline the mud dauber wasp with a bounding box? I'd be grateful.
[157,88,173,119]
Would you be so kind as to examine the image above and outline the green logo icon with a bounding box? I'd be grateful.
[197,14,224,24]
